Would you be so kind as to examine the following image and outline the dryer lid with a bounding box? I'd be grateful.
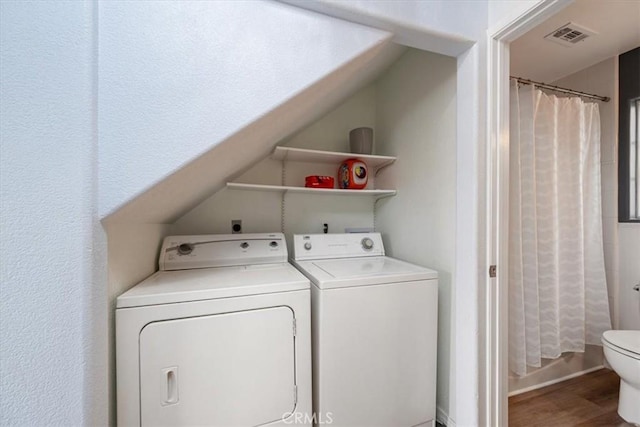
[602,330,640,356]
[116,263,309,308]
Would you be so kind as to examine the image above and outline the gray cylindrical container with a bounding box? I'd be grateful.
[349,127,373,154]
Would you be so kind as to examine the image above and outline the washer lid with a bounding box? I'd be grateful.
[116,263,309,308]
[602,330,640,356]
[293,256,437,289]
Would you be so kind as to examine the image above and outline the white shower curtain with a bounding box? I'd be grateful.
[509,82,612,376]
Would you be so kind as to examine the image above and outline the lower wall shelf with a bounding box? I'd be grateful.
[226,182,396,198]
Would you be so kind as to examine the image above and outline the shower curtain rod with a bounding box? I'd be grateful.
[510,76,610,102]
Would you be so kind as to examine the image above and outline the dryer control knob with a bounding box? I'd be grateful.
[361,238,374,250]
[304,242,312,250]
[240,242,249,249]
[177,243,194,255]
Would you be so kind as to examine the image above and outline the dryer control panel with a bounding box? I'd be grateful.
[292,233,385,261]
[159,233,287,270]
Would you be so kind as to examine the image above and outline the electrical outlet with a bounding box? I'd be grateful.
[232,220,242,234]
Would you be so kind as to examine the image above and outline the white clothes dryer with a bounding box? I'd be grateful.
[292,233,438,427]
[116,233,312,427]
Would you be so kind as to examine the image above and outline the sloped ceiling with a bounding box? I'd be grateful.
[99,1,469,225]
[511,0,640,82]
[279,0,479,56]
[99,0,403,224]
[104,38,406,224]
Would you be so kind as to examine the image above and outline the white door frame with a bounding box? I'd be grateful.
[483,1,573,425]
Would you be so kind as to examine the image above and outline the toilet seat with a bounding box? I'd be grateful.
[602,330,640,360]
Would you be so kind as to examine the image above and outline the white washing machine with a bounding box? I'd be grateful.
[116,233,312,427]
[291,233,438,427]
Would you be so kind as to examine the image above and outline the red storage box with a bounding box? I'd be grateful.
[305,175,335,189]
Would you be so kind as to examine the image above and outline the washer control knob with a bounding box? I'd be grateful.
[304,242,312,250]
[361,238,374,250]
[177,243,194,255]
[240,242,249,249]
[269,241,278,248]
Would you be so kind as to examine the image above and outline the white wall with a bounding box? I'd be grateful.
[280,0,485,56]
[488,0,544,31]
[374,50,458,424]
[98,0,396,223]
[283,84,377,154]
[0,1,107,425]
[618,224,640,329]
[454,41,484,427]
[106,223,171,425]
[171,85,378,238]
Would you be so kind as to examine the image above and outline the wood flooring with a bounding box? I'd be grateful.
[509,368,633,427]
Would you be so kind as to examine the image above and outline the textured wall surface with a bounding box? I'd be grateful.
[170,84,379,238]
[618,223,640,329]
[488,0,542,30]
[98,0,393,222]
[374,49,457,423]
[281,0,484,55]
[0,1,104,425]
[106,223,171,424]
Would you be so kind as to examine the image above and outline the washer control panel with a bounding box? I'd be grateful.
[293,233,385,261]
[160,233,286,270]
[361,237,374,250]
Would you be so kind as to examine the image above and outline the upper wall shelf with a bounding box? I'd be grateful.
[272,146,396,170]
[227,183,396,198]
[225,146,397,199]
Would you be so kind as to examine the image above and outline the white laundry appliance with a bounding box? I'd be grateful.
[291,233,439,427]
[116,233,312,427]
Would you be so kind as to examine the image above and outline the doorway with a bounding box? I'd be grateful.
[486,0,640,425]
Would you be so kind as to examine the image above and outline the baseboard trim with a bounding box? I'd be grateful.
[508,365,606,397]
[436,405,456,427]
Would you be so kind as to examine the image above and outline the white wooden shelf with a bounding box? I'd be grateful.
[272,146,396,169]
[226,183,396,198]
[227,146,397,200]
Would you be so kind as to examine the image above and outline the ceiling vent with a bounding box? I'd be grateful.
[544,22,596,47]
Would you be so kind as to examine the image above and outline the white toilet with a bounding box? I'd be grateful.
[602,330,640,425]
